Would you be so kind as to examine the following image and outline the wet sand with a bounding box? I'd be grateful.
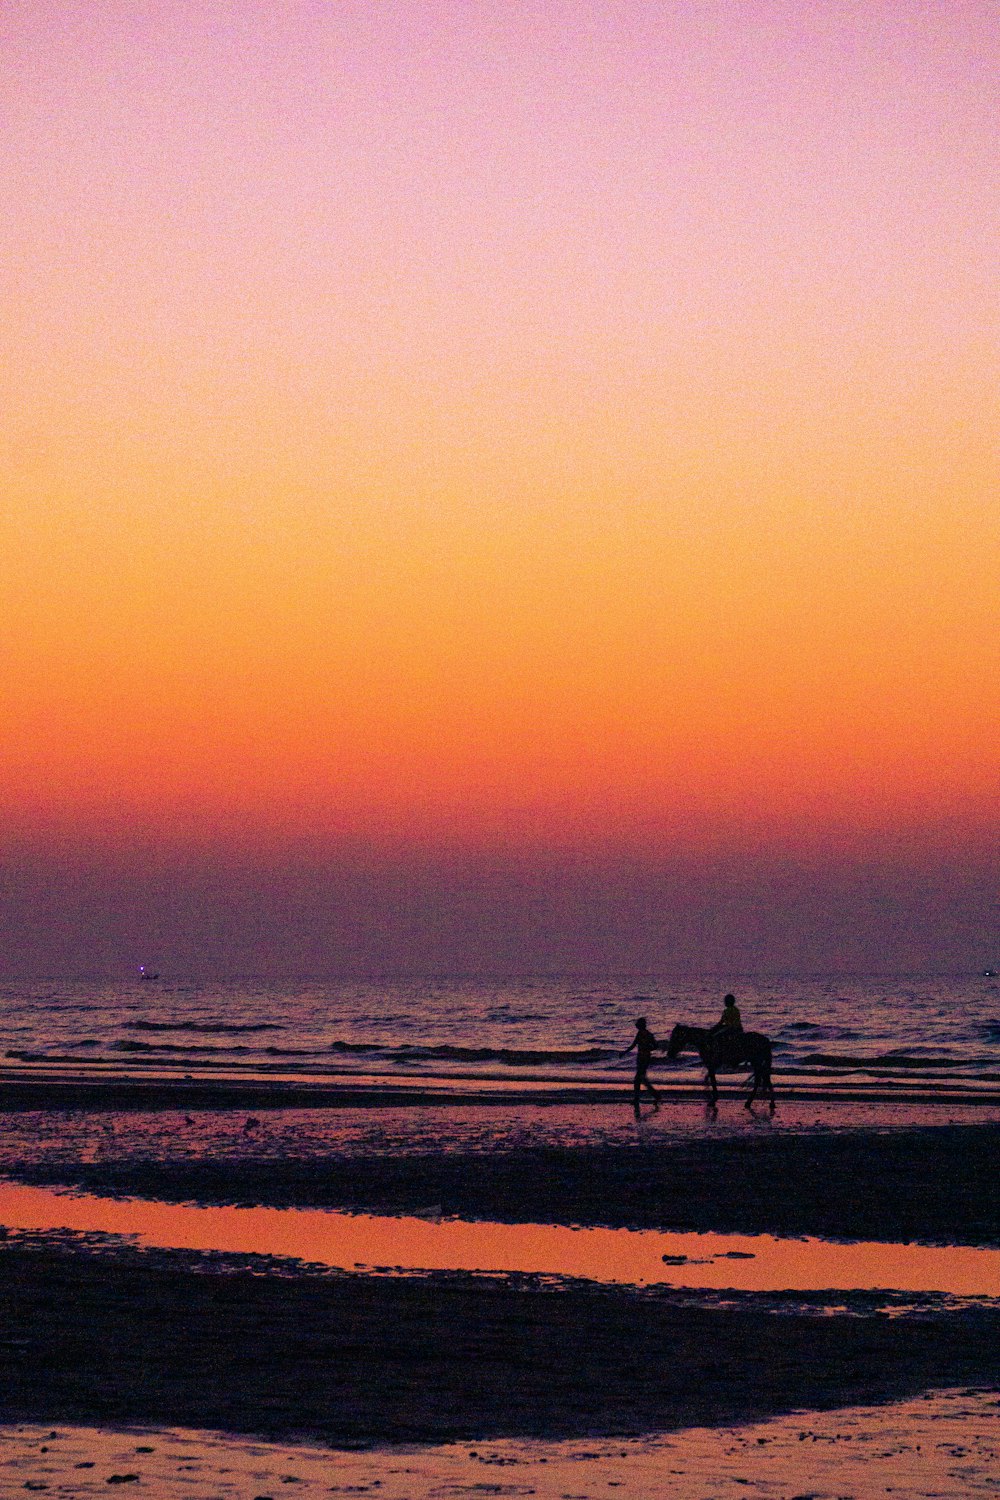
[2,1102,997,1245]
[2,1233,1000,1445]
[3,1388,1000,1499]
[2,1065,999,1112]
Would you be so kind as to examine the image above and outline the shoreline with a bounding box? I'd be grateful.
[2,1067,999,1112]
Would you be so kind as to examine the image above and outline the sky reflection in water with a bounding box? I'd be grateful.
[2,1179,998,1298]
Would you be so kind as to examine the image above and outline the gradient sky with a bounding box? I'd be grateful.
[2,1,997,972]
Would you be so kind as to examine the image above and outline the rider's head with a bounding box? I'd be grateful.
[723,994,737,1007]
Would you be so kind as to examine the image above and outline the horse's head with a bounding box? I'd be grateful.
[666,1023,687,1059]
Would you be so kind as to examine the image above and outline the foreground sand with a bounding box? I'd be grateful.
[3,1389,1000,1498]
[2,1235,999,1444]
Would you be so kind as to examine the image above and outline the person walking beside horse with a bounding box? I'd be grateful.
[622,1016,662,1116]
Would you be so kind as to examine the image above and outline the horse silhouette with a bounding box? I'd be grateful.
[666,1023,776,1109]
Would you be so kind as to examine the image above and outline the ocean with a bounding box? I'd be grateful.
[2,973,999,1095]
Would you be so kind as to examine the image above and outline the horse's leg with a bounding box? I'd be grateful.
[697,1042,719,1104]
[745,1067,759,1109]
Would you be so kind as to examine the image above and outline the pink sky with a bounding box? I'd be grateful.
[1,2,997,971]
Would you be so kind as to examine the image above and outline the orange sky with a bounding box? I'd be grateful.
[4,415,996,848]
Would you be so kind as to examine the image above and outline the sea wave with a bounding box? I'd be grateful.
[112,1040,254,1055]
[801,1052,977,1070]
[123,1020,283,1034]
[777,1024,865,1041]
[484,1010,548,1023]
[388,1043,617,1066]
[98,1038,622,1067]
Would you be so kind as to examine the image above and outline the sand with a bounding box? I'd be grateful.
[0,1086,997,1463]
[1,1100,997,1245]
[2,1235,999,1445]
[3,1389,1000,1498]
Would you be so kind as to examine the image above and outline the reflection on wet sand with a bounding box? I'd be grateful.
[2,1177,999,1297]
[4,1055,1000,1107]
[2,1389,998,1498]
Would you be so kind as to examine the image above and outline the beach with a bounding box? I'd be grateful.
[1,1085,998,1244]
[1,1076,998,1480]
[2,971,999,1494]
[3,1390,999,1499]
[3,1231,1000,1445]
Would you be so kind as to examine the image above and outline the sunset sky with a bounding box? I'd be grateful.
[2,1,997,973]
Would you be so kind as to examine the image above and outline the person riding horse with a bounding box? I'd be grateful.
[707,993,743,1068]
[665,998,775,1108]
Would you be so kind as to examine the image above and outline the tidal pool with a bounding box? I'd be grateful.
[2,1177,999,1296]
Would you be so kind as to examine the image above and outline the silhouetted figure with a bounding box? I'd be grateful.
[623,1016,661,1116]
[708,993,743,1065]
[666,1020,776,1110]
[710,993,743,1034]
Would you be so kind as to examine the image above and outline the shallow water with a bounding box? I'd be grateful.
[2,1389,999,1498]
[3,1178,999,1299]
[3,974,1000,1097]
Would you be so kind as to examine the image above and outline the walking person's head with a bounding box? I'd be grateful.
[635,1016,647,1030]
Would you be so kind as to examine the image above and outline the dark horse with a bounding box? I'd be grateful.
[666,1024,775,1109]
